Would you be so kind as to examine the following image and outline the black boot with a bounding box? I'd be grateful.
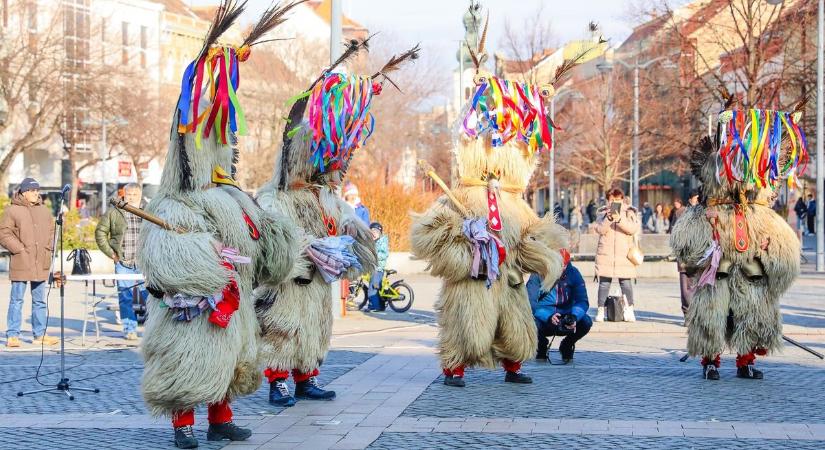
[736,365,764,380]
[295,376,336,400]
[206,422,252,442]
[703,364,720,380]
[269,379,296,407]
[444,375,465,387]
[559,340,576,364]
[173,425,198,449]
[504,371,533,384]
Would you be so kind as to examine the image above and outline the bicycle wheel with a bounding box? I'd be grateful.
[387,281,414,313]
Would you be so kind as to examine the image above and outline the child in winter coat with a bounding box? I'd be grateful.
[367,222,390,311]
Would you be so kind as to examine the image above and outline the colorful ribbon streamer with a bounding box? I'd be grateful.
[717,108,809,190]
[298,72,376,173]
[177,46,248,148]
[462,76,554,155]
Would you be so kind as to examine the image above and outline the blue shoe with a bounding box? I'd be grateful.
[295,376,336,400]
[269,380,296,407]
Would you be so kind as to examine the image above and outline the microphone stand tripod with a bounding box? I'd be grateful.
[17,188,99,400]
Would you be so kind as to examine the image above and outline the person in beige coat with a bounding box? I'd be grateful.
[0,178,58,347]
[594,189,640,322]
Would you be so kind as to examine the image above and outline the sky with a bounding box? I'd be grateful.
[190,0,657,70]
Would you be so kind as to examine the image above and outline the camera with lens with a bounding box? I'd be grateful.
[552,313,577,335]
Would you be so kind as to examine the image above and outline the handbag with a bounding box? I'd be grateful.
[67,248,92,275]
[627,233,644,266]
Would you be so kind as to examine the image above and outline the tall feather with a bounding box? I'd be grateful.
[242,0,307,48]
[477,13,489,58]
[198,0,247,60]
[371,44,421,92]
[551,45,595,86]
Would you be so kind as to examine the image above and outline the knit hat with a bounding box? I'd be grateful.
[343,183,359,198]
[18,178,40,193]
[369,222,383,233]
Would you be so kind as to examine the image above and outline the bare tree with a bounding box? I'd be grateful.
[0,1,65,187]
[499,2,557,85]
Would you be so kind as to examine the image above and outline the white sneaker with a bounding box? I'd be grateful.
[624,306,636,322]
[595,307,605,322]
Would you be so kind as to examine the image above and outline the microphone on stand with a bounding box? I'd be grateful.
[60,184,71,196]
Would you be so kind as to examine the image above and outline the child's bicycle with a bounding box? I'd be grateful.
[347,270,414,313]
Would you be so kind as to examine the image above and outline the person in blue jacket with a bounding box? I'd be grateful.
[343,182,371,225]
[366,222,389,312]
[527,249,592,363]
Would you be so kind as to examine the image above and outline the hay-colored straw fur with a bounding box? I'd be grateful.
[139,124,299,417]
[411,134,568,370]
[255,124,376,374]
[670,140,800,360]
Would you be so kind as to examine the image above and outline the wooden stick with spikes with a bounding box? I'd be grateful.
[110,199,187,234]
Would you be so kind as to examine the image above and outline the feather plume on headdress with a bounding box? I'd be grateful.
[277,40,420,188]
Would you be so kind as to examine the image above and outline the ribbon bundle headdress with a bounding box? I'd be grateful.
[459,7,597,156]
[278,40,420,188]
[716,107,809,190]
[175,0,306,149]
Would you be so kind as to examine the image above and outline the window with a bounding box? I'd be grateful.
[140,25,147,68]
[121,21,129,65]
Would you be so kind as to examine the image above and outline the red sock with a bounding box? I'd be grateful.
[207,399,233,425]
[501,359,522,373]
[753,348,768,356]
[292,368,319,383]
[736,352,757,368]
[700,354,721,368]
[172,409,195,428]
[264,368,290,383]
[443,365,465,377]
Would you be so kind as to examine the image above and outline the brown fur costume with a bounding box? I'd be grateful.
[411,134,568,371]
[670,136,800,361]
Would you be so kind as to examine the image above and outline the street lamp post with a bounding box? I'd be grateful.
[548,88,584,215]
[598,55,676,208]
[83,117,127,213]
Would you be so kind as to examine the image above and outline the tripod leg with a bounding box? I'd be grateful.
[70,386,101,393]
[64,389,74,401]
[17,387,60,397]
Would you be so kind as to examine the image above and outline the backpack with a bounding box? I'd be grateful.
[67,248,92,275]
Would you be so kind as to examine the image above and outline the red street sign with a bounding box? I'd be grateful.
[118,161,132,177]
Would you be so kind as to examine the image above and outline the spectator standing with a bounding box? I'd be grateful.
[652,203,669,234]
[527,250,592,363]
[366,222,389,312]
[807,194,816,235]
[594,189,640,322]
[0,178,58,347]
[343,182,370,225]
[569,205,583,231]
[640,202,653,232]
[94,183,148,340]
[667,198,685,233]
[794,196,808,237]
[585,199,597,225]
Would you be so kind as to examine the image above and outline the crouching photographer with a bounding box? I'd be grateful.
[527,249,592,364]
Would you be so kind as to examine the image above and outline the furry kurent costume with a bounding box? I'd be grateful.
[670,103,808,381]
[255,42,420,406]
[410,13,578,386]
[137,2,306,447]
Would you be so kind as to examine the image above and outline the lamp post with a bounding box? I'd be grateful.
[548,88,583,215]
[597,55,676,208]
[83,117,127,213]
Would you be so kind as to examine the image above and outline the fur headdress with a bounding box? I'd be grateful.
[276,41,420,189]
[168,0,305,191]
[460,7,599,156]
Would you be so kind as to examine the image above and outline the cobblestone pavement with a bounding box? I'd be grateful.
[368,432,825,449]
[0,273,823,449]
